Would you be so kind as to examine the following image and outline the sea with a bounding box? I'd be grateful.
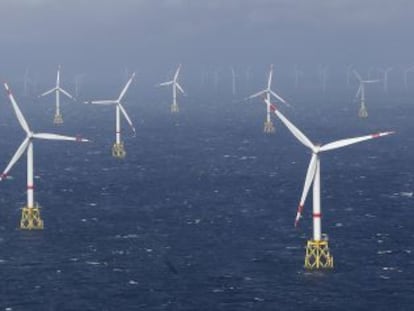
[0,82,412,310]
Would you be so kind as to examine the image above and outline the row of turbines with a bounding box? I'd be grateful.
[1,62,395,270]
[1,65,185,231]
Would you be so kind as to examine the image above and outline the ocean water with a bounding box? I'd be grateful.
[0,88,412,310]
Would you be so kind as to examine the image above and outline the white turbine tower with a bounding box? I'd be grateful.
[246,64,288,134]
[159,64,185,113]
[265,98,394,269]
[39,65,75,124]
[85,73,136,159]
[1,83,89,230]
[378,67,393,93]
[353,70,381,118]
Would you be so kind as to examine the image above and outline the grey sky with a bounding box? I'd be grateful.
[1,0,413,77]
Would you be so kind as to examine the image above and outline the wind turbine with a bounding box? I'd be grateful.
[39,65,75,124]
[1,83,89,230]
[246,64,288,134]
[378,67,393,93]
[85,73,136,159]
[353,70,381,118]
[158,64,185,113]
[265,98,394,269]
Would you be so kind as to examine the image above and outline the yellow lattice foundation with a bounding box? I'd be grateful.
[264,120,275,133]
[358,106,368,118]
[53,113,64,124]
[112,142,126,158]
[171,103,179,113]
[20,205,44,230]
[304,239,334,270]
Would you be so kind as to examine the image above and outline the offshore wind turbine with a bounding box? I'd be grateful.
[1,83,89,230]
[85,73,136,158]
[353,70,381,118]
[39,65,75,124]
[265,98,394,269]
[246,64,288,134]
[158,64,185,113]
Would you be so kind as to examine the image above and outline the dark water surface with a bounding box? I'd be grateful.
[0,90,412,310]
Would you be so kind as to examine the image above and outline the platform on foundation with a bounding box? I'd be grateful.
[358,105,368,118]
[171,104,179,113]
[112,142,126,158]
[20,205,44,230]
[304,239,334,270]
[53,113,64,124]
[264,120,275,133]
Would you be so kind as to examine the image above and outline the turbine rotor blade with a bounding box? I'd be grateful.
[176,82,185,94]
[57,65,61,86]
[89,100,118,105]
[159,81,173,87]
[247,89,266,100]
[363,79,381,83]
[355,85,362,98]
[295,153,318,227]
[59,87,74,99]
[0,137,30,181]
[39,87,56,97]
[267,64,274,89]
[174,64,182,81]
[118,72,136,101]
[4,83,31,134]
[266,99,315,150]
[118,103,136,134]
[352,70,362,81]
[270,89,288,106]
[320,131,395,152]
[33,133,89,142]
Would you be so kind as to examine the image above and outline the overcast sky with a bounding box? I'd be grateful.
[1,0,413,79]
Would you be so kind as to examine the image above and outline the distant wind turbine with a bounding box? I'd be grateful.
[39,65,75,124]
[353,70,381,118]
[85,73,136,158]
[158,64,185,113]
[246,64,288,134]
